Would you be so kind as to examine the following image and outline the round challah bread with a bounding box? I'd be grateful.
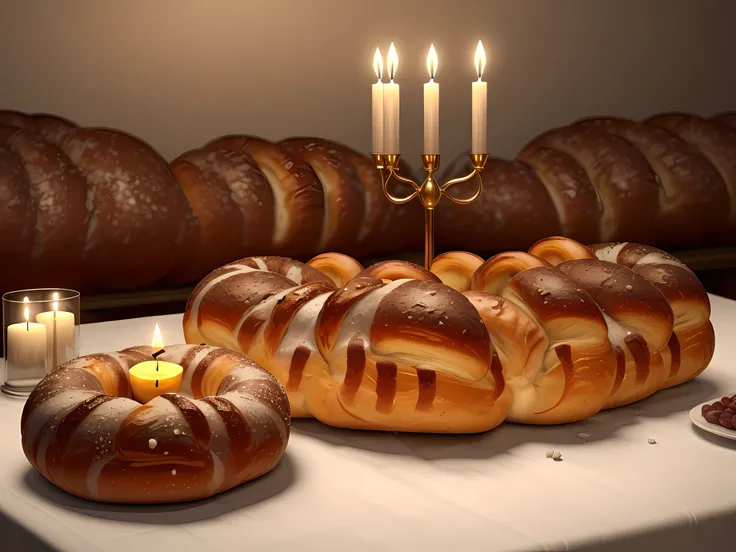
[185,238,714,431]
[438,112,736,255]
[20,344,290,504]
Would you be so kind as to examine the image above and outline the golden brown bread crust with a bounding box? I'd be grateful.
[186,239,714,430]
[436,158,562,253]
[582,116,731,246]
[431,251,484,292]
[516,146,601,244]
[432,236,714,416]
[441,111,736,256]
[185,253,509,433]
[0,110,190,292]
[279,137,366,253]
[645,113,736,240]
[20,344,290,504]
[169,146,274,284]
[356,259,440,282]
[0,113,421,297]
[4,109,736,295]
[198,135,326,258]
[307,252,364,287]
[523,123,661,243]
[590,241,715,388]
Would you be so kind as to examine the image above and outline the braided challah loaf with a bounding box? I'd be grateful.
[183,237,714,432]
[438,112,736,254]
[0,110,420,293]
[21,344,290,503]
[183,254,511,433]
[3,108,736,296]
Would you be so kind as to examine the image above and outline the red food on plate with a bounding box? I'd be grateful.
[700,396,736,430]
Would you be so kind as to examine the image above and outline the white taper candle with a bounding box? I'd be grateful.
[424,44,439,155]
[371,47,384,153]
[383,42,400,154]
[471,41,487,154]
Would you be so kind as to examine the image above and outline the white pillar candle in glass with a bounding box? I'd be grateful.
[471,40,488,154]
[6,304,47,388]
[383,42,400,154]
[372,47,384,154]
[424,44,439,155]
[36,293,76,372]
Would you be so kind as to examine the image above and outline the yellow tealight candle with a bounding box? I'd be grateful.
[128,323,183,404]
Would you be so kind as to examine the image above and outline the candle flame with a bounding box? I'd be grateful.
[373,47,383,82]
[387,42,398,82]
[23,307,29,322]
[151,323,164,350]
[474,40,486,80]
[53,301,58,312]
[23,297,29,303]
[52,292,59,300]
[427,44,438,81]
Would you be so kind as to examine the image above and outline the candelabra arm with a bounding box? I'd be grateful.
[381,168,420,203]
[439,153,488,205]
[373,153,421,204]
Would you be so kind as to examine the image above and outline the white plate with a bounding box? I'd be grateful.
[689,399,736,440]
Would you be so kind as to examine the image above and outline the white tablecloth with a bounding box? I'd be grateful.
[2,296,736,552]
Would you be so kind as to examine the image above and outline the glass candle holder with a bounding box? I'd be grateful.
[2,288,81,398]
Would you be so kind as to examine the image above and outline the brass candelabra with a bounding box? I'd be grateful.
[372,153,488,269]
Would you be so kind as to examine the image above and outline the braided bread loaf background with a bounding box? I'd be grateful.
[20,344,290,503]
[0,110,420,293]
[438,113,736,254]
[2,109,736,296]
[183,237,714,432]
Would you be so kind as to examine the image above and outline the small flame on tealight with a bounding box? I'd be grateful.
[387,42,398,82]
[427,44,438,81]
[151,323,164,350]
[23,306,29,322]
[474,40,486,81]
[373,47,383,82]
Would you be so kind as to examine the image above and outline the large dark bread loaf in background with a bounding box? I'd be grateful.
[2,109,736,295]
[0,111,420,293]
[437,113,736,254]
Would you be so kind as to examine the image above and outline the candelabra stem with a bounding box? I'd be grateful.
[373,151,487,271]
[424,208,435,270]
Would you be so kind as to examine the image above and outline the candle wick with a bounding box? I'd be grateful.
[155,380,159,388]
[26,321,29,331]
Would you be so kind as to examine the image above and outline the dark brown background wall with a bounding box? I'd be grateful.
[0,0,734,170]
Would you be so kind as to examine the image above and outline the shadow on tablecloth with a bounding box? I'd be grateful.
[1,507,56,552]
[292,377,721,460]
[20,451,296,524]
